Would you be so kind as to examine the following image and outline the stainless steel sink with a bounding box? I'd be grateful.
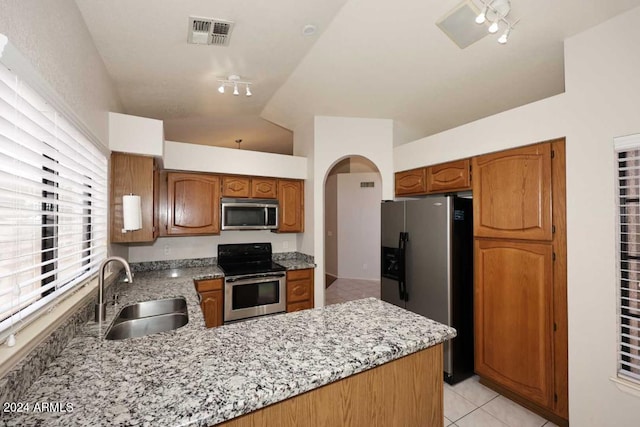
[105,297,189,340]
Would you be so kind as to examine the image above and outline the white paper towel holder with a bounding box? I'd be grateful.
[122,194,142,233]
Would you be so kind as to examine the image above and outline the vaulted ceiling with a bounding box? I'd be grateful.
[75,0,640,154]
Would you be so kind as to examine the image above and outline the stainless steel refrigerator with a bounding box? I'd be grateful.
[381,195,474,384]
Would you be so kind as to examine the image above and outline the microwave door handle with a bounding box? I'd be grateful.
[265,207,268,227]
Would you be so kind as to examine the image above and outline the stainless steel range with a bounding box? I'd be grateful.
[217,243,286,322]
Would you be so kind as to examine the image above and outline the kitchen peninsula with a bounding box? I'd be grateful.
[3,266,455,427]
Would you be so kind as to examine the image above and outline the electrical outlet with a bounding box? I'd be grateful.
[163,245,170,256]
[363,263,368,270]
[283,241,289,250]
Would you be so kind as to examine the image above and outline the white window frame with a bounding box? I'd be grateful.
[0,34,108,344]
[614,133,640,386]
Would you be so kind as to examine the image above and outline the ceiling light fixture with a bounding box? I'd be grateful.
[302,24,317,36]
[475,5,488,24]
[474,0,519,45]
[217,75,252,97]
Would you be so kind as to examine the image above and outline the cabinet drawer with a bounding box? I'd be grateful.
[287,300,313,312]
[194,278,223,292]
[287,281,311,303]
[287,268,313,281]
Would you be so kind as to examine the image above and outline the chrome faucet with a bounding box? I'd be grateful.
[95,256,133,323]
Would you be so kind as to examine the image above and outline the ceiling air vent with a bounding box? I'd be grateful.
[187,17,234,46]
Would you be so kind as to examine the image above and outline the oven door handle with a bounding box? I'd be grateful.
[225,273,286,284]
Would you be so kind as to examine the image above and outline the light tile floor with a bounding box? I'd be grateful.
[445,376,559,427]
[324,278,380,305]
[325,278,560,427]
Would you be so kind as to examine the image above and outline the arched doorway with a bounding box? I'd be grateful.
[324,155,381,305]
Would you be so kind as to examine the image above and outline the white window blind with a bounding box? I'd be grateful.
[0,50,107,339]
[615,134,640,384]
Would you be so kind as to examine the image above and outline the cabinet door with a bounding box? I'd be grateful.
[110,152,157,243]
[278,180,304,233]
[473,143,552,240]
[221,176,251,198]
[395,168,427,196]
[200,290,223,328]
[167,173,220,235]
[474,239,554,409]
[251,178,277,199]
[286,268,314,312]
[426,159,471,193]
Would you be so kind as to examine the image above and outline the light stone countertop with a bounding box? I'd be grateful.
[2,267,455,427]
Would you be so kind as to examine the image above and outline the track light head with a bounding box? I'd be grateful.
[218,85,225,94]
[488,19,499,34]
[475,6,488,24]
[245,85,252,96]
[498,27,511,44]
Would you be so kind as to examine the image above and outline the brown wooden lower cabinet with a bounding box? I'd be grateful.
[194,278,224,328]
[474,239,557,414]
[286,268,314,312]
[218,344,444,427]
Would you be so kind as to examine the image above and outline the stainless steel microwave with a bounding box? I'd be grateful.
[220,198,279,230]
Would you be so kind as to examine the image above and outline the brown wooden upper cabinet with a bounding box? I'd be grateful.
[472,143,552,241]
[167,172,220,235]
[426,159,471,193]
[277,179,304,233]
[110,152,159,243]
[395,168,427,196]
[221,176,278,199]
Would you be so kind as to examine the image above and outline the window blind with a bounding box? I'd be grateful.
[0,52,107,339]
[615,134,640,384]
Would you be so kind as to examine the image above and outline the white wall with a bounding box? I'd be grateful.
[337,172,381,280]
[294,116,394,306]
[127,232,297,263]
[164,141,307,179]
[394,7,640,426]
[0,0,121,148]
[109,112,163,156]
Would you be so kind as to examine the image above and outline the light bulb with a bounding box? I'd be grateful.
[488,19,499,34]
[218,85,225,94]
[233,83,239,96]
[246,85,252,96]
[498,27,511,44]
[475,6,487,24]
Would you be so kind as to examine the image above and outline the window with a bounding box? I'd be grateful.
[615,134,640,384]
[0,48,107,340]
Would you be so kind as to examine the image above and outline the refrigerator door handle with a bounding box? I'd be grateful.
[399,232,409,302]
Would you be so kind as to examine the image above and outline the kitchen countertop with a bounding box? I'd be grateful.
[3,268,455,427]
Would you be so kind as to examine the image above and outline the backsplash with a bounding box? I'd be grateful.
[130,252,314,272]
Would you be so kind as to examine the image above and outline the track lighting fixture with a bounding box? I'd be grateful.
[474,0,519,45]
[217,75,253,97]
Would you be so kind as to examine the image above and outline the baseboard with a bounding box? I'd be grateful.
[325,273,337,288]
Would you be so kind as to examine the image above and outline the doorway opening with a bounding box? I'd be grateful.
[324,155,381,305]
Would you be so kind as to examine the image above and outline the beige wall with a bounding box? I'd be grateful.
[394,7,640,425]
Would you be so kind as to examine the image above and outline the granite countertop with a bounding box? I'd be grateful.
[3,268,455,427]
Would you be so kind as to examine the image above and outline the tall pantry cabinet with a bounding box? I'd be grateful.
[472,140,568,425]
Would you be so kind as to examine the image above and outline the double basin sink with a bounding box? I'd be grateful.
[105,297,189,340]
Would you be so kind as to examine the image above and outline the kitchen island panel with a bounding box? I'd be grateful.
[220,345,443,427]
